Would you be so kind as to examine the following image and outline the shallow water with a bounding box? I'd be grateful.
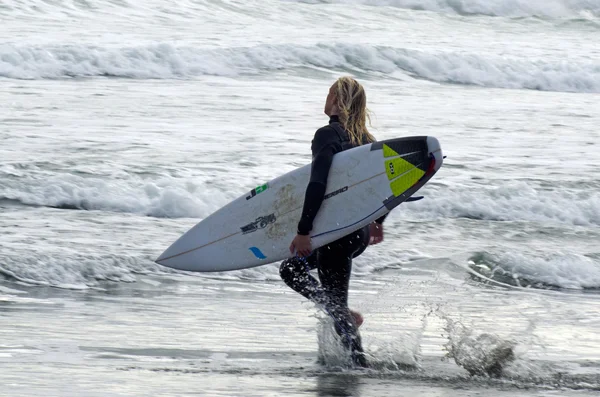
[3,271,600,396]
[2,1,600,396]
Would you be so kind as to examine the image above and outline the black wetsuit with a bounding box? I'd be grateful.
[279,116,387,367]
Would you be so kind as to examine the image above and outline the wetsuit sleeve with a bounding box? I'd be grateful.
[297,128,341,235]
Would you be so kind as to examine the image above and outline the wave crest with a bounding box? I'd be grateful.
[466,251,600,289]
[409,181,600,227]
[1,43,599,93]
[0,171,230,219]
[293,0,600,19]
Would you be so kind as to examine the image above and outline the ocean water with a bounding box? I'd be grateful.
[1,1,600,396]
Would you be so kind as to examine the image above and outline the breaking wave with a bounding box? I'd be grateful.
[1,43,599,93]
[292,0,600,19]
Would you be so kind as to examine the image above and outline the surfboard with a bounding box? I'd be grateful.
[156,136,443,272]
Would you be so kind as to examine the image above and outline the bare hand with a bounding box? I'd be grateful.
[369,222,384,245]
[290,234,312,257]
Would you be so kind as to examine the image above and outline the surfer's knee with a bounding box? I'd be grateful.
[279,258,304,284]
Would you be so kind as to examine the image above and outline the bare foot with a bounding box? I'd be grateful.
[350,309,364,327]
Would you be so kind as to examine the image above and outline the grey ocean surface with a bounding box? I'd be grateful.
[1,1,600,396]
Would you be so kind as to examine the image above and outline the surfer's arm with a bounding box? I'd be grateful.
[297,128,340,235]
[296,182,326,235]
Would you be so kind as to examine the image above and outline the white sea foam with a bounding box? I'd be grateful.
[0,172,232,219]
[1,43,599,93]
[407,181,600,227]
[4,0,599,20]
[293,0,600,19]
[0,251,163,289]
[3,172,599,228]
[468,250,600,289]
[0,242,423,288]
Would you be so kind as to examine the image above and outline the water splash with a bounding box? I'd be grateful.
[316,313,423,371]
[443,318,516,377]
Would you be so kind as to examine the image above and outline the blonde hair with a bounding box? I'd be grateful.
[334,76,375,146]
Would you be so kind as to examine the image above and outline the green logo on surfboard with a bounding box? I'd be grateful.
[245,183,268,200]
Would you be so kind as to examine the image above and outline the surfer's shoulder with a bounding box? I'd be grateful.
[311,124,338,153]
[314,124,336,138]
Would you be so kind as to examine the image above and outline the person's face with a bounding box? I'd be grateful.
[324,83,337,116]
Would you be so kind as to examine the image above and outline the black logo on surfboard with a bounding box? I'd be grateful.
[241,213,276,234]
[323,186,348,200]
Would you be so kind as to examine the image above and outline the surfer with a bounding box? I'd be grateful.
[279,77,387,367]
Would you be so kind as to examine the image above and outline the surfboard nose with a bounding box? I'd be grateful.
[155,251,165,264]
[154,226,217,271]
[155,248,173,266]
[155,239,188,269]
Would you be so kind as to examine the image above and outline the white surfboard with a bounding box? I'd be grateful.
[156,136,443,272]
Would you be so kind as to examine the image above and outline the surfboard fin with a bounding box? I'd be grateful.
[406,196,424,202]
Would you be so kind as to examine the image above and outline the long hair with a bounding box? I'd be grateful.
[334,77,375,145]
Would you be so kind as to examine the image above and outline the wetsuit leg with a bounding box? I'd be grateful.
[280,252,328,304]
[279,226,369,306]
[317,226,369,366]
